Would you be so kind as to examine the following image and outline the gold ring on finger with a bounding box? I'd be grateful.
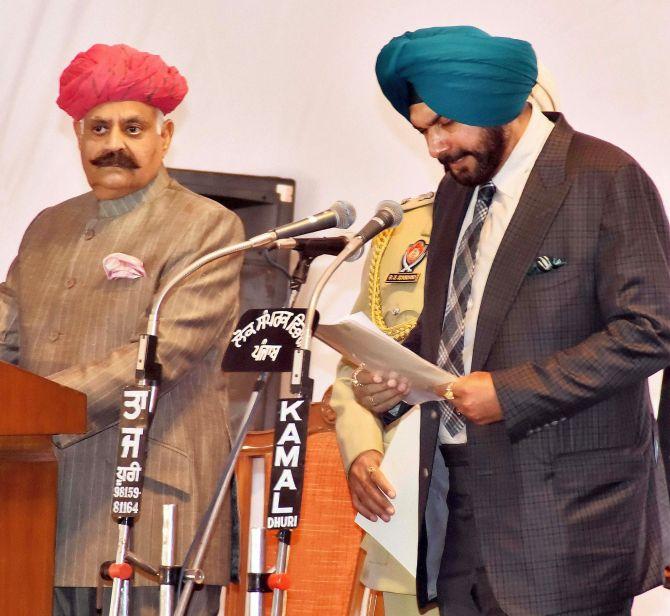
[367,466,376,474]
[367,395,376,407]
[351,363,366,388]
[443,383,455,401]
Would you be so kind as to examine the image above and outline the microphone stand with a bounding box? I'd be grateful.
[106,232,285,616]
[270,237,364,616]
[102,206,362,614]
[173,250,319,616]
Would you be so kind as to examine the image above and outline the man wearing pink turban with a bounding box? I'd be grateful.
[57,43,188,122]
[0,44,244,614]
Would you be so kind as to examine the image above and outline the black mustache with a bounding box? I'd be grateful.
[90,150,139,169]
[438,151,473,165]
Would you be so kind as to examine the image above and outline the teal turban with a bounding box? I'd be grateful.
[376,26,538,127]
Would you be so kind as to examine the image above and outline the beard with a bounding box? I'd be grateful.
[438,126,506,187]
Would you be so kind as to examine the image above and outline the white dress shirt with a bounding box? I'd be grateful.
[439,103,555,444]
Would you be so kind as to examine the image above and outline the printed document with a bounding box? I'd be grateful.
[354,406,421,575]
[315,312,455,404]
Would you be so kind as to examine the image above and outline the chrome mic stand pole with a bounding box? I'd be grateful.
[160,505,177,616]
[109,338,161,616]
[108,522,133,615]
[270,238,364,616]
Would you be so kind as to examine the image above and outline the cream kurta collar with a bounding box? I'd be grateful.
[97,167,170,218]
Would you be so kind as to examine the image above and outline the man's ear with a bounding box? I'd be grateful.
[161,119,175,156]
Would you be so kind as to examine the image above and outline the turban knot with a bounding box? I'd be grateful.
[376,26,538,127]
[57,43,188,120]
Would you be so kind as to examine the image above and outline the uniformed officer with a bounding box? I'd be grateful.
[331,192,437,616]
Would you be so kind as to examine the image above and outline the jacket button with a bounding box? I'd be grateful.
[65,278,76,289]
[422,467,429,478]
[84,228,95,240]
[48,331,60,342]
[430,409,438,420]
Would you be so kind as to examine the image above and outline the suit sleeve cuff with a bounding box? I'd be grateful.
[492,366,568,443]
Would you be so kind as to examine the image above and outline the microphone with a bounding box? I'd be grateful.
[297,201,404,355]
[271,236,364,261]
[354,200,404,243]
[272,236,348,256]
[148,201,356,335]
[272,201,356,240]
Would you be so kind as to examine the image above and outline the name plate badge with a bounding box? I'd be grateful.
[266,398,310,529]
[223,309,318,372]
[385,239,428,284]
[111,386,152,519]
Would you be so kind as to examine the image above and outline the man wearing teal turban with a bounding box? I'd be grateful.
[376,26,538,128]
[350,25,670,615]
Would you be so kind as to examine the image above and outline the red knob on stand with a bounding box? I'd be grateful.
[108,562,134,580]
[267,573,291,591]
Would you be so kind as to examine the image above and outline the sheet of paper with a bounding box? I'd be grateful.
[354,405,421,575]
[315,312,455,403]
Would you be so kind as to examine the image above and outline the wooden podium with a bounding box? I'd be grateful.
[0,361,86,615]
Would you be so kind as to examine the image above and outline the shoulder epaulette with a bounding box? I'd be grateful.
[399,191,435,211]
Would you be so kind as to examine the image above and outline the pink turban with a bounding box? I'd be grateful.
[57,43,188,120]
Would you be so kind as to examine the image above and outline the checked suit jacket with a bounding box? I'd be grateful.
[404,113,670,613]
[0,168,244,587]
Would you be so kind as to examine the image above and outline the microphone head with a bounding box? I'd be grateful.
[330,201,356,229]
[375,200,403,228]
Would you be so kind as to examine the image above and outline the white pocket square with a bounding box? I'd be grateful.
[102,253,146,280]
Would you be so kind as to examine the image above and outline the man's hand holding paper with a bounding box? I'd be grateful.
[352,367,502,426]
[434,372,503,425]
[316,312,456,405]
[351,367,411,415]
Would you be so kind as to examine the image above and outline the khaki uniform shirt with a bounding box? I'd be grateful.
[331,193,433,595]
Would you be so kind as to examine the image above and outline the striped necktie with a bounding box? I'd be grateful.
[436,182,496,436]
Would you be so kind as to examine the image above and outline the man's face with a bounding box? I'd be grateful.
[75,101,174,200]
[409,103,506,187]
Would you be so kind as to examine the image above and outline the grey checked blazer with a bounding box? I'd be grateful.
[404,114,670,613]
[0,168,244,587]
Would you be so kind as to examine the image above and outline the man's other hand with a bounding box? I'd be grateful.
[352,368,410,415]
[435,371,503,424]
[348,450,396,522]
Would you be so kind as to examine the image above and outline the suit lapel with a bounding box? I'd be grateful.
[471,114,575,371]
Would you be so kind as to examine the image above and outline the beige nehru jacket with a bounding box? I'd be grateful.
[0,168,244,586]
